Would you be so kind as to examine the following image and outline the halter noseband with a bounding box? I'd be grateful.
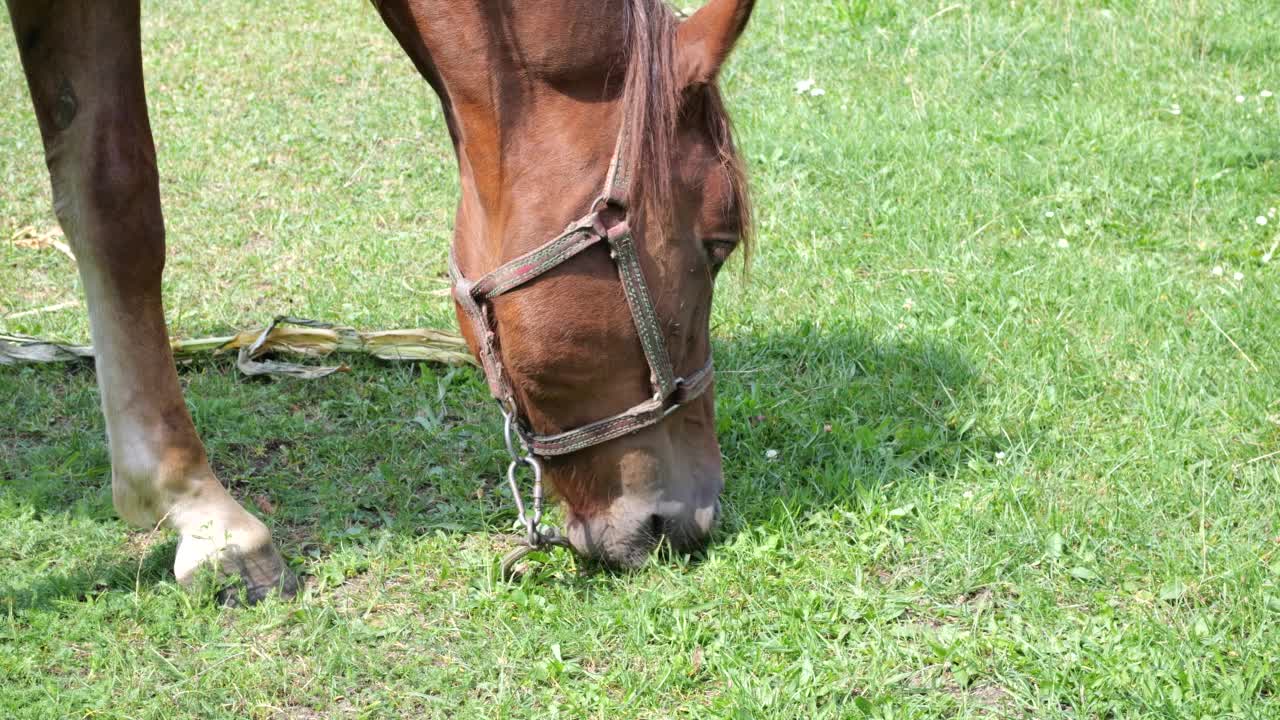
[448,121,715,460]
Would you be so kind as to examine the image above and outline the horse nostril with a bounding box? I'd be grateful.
[648,513,665,538]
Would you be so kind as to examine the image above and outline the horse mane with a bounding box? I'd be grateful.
[620,0,753,257]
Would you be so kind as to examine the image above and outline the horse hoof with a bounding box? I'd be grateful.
[213,545,300,607]
[175,524,300,606]
[217,563,300,607]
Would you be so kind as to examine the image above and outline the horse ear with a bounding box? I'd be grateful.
[676,0,756,88]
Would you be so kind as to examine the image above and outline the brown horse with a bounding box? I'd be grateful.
[5,0,754,603]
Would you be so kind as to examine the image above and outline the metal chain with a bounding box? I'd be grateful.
[502,408,542,545]
[499,407,570,579]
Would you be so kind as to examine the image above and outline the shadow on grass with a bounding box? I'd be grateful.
[0,317,989,606]
[0,537,176,613]
[713,318,990,534]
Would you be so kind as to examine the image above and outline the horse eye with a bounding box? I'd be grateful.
[704,237,738,270]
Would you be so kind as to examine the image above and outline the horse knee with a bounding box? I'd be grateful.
[84,109,160,220]
[45,102,164,271]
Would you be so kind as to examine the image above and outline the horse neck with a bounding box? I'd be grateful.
[436,49,628,273]
[373,0,641,271]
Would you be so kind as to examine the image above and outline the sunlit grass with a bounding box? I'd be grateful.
[2,1,1279,717]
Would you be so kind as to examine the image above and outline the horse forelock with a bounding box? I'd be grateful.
[619,0,752,255]
[619,0,677,240]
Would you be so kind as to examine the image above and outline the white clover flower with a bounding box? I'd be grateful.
[995,451,1007,461]
[1045,210,1055,218]
[809,87,826,97]
[1169,103,1181,116]
[1212,265,1224,276]
[1258,215,1269,226]
[1056,238,1070,249]
[765,448,779,460]
[1262,90,1274,98]
[1236,94,1246,103]
[1233,271,1244,281]
[795,78,815,94]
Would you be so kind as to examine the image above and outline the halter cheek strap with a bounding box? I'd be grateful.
[448,121,714,458]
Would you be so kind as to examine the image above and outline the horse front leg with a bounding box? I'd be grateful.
[6,0,296,604]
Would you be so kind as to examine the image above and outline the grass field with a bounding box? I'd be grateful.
[3,1,1280,717]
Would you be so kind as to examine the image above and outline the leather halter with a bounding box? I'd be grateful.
[448,120,715,458]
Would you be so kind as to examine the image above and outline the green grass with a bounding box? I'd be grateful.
[3,0,1280,717]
